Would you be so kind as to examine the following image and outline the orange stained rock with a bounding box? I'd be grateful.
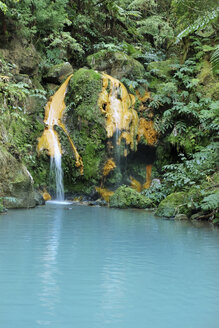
[103,159,116,176]
[137,118,157,146]
[142,164,152,189]
[37,74,83,174]
[95,187,114,202]
[42,191,52,201]
[59,122,84,174]
[130,176,142,192]
[37,128,61,157]
[44,74,73,127]
[98,73,138,150]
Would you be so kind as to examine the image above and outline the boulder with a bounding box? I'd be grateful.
[43,62,73,84]
[155,192,188,218]
[0,145,36,209]
[87,50,145,80]
[109,185,153,209]
[0,39,40,76]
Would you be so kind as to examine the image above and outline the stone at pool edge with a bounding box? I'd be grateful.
[109,185,153,209]
[155,192,189,218]
[174,214,189,220]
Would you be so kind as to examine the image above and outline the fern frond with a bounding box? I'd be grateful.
[210,45,219,74]
[201,192,219,211]
[175,7,219,43]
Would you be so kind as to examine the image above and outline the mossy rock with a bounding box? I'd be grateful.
[0,145,36,209]
[3,196,35,209]
[63,68,107,193]
[43,62,73,84]
[87,50,145,80]
[109,185,153,209]
[4,38,41,75]
[155,192,188,218]
[197,60,219,100]
[0,198,5,213]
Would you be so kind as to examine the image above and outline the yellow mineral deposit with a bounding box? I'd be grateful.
[137,118,157,146]
[42,190,52,201]
[98,73,138,150]
[103,159,116,176]
[142,164,152,189]
[37,74,83,174]
[95,187,114,202]
[130,176,142,192]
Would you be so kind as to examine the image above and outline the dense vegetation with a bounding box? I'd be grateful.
[0,0,218,223]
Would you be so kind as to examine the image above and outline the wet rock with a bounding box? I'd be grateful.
[34,191,45,206]
[174,214,188,220]
[190,212,204,220]
[43,62,73,84]
[3,196,35,209]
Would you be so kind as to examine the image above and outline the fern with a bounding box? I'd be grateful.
[210,45,219,74]
[201,192,219,211]
[175,7,219,43]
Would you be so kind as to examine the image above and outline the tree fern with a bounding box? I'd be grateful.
[175,7,219,43]
[210,45,219,74]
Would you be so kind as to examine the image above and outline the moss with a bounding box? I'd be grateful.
[109,185,153,209]
[62,68,107,193]
[155,192,188,217]
[197,60,219,100]
[0,198,4,213]
[44,62,73,84]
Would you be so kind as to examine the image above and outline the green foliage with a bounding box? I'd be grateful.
[141,179,166,204]
[161,145,218,194]
[175,7,219,43]
[211,45,219,74]
[137,15,174,47]
[201,192,219,211]
[0,1,7,13]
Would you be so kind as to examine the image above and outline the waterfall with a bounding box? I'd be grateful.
[109,83,121,163]
[48,128,64,201]
[37,74,83,201]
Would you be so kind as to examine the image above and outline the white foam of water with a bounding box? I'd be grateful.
[49,128,64,201]
[46,200,72,205]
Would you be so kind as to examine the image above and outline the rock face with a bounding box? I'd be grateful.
[43,62,74,84]
[0,145,37,208]
[109,185,153,209]
[0,38,40,76]
[87,50,145,80]
[155,192,188,218]
[63,68,107,194]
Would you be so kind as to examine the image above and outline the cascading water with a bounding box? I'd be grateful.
[109,83,122,164]
[37,74,83,201]
[48,129,64,201]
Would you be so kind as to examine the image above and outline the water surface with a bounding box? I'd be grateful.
[0,204,218,328]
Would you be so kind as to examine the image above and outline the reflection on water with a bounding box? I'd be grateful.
[0,205,218,328]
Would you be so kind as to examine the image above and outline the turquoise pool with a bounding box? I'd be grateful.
[0,204,218,327]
